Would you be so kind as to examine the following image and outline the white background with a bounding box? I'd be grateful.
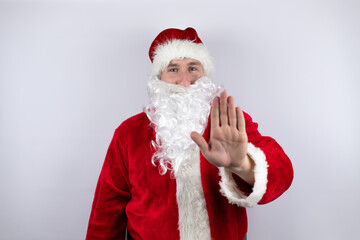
[1,0,359,239]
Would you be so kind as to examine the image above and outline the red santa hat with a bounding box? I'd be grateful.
[149,27,214,77]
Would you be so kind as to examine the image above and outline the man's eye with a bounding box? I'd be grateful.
[189,67,197,71]
[169,68,178,72]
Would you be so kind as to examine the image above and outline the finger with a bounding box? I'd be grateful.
[210,96,219,129]
[190,132,209,155]
[236,107,246,132]
[220,91,228,126]
[228,96,236,127]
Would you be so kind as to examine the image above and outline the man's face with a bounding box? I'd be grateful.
[160,58,204,87]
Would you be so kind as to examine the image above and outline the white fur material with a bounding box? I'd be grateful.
[144,76,220,175]
[144,75,218,239]
[219,142,269,207]
[175,151,211,240]
[151,39,214,77]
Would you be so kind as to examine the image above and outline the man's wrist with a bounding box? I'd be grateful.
[228,154,255,186]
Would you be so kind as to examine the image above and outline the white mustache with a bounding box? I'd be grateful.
[144,76,221,176]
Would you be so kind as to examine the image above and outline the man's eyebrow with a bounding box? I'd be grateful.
[167,63,179,68]
[188,62,201,66]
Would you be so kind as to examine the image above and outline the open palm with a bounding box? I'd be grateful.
[191,91,248,170]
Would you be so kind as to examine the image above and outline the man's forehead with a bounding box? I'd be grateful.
[167,58,202,67]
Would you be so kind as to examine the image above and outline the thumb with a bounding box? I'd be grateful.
[190,131,209,155]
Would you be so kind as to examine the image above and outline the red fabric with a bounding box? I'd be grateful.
[86,111,293,240]
[149,27,203,62]
[232,113,294,204]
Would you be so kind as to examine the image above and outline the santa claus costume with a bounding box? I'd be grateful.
[86,28,293,240]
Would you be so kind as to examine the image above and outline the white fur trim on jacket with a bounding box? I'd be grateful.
[218,142,268,207]
[151,39,214,77]
[175,151,211,240]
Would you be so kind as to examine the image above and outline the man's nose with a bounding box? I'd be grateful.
[177,71,191,87]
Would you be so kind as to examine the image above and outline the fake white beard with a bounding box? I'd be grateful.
[144,76,220,176]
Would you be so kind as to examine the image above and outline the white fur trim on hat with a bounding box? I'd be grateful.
[151,39,214,77]
[218,142,269,208]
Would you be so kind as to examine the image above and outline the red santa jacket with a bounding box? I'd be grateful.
[86,111,293,240]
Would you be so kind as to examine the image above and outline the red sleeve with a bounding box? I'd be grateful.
[86,126,131,239]
[231,111,294,205]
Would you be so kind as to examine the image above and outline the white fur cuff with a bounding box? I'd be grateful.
[219,142,268,207]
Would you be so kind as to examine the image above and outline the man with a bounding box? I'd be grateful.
[86,27,293,240]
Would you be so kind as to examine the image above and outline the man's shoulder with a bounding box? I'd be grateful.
[122,112,149,125]
[115,112,150,135]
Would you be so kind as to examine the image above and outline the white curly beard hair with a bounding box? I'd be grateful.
[144,76,220,176]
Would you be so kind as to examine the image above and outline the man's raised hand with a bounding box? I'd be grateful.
[190,91,255,185]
